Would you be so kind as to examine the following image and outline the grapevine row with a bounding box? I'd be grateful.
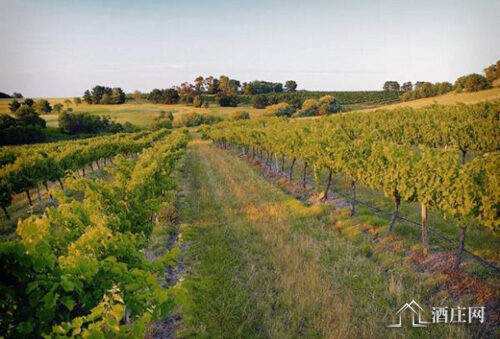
[0,131,150,168]
[324,101,499,160]
[204,110,499,269]
[0,130,188,338]
[0,130,170,218]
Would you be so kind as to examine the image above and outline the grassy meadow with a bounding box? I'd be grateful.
[0,98,266,128]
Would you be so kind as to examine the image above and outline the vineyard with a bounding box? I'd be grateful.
[203,101,500,269]
[0,131,187,337]
[200,90,402,108]
[0,101,499,338]
[0,130,170,220]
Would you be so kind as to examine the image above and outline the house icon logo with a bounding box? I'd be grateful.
[388,300,432,327]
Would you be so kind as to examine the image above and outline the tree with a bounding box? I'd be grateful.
[218,75,231,94]
[251,94,269,109]
[53,103,64,113]
[418,82,437,98]
[83,90,93,104]
[454,74,490,93]
[164,88,180,104]
[178,82,194,96]
[91,85,109,104]
[23,98,34,107]
[0,113,45,145]
[243,80,283,94]
[484,65,497,83]
[64,99,72,106]
[110,87,126,104]
[101,93,111,104]
[215,92,239,107]
[383,81,400,91]
[34,99,52,114]
[435,82,453,95]
[147,88,180,104]
[217,75,239,95]
[148,89,163,103]
[15,106,46,127]
[414,81,425,90]
[401,81,413,92]
[194,76,205,95]
[58,111,122,134]
[204,76,219,94]
[73,97,82,106]
[12,92,23,98]
[285,80,298,92]
[484,60,499,83]
[230,79,241,93]
[133,90,142,101]
[8,100,21,113]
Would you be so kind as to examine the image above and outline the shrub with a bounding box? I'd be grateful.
[294,99,319,117]
[229,110,250,121]
[0,113,46,145]
[399,82,453,101]
[53,103,64,113]
[15,106,46,127]
[264,102,294,117]
[151,120,172,130]
[147,88,180,104]
[436,82,453,95]
[454,74,491,93]
[318,95,341,115]
[8,100,21,113]
[193,95,202,108]
[34,99,53,114]
[151,111,174,130]
[173,112,223,128]
[82,86,126,104]
[251,94,269,109]
[400,91,414,102]
[215,93,239,107]
[58,111,123,134]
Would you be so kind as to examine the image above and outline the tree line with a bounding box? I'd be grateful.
[147,76,299,108]
[82,85,126,105]
[383,58,500,102]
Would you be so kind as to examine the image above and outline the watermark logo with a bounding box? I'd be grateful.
[387,300,431,327]
[388,300,485,328]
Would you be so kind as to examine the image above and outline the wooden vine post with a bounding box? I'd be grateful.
[421,203,428,256]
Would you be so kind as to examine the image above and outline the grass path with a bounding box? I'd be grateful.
[174,140,471,338]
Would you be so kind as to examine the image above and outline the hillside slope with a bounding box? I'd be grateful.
[361,87,500,112]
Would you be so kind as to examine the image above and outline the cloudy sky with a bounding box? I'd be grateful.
[1,0,499,97]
